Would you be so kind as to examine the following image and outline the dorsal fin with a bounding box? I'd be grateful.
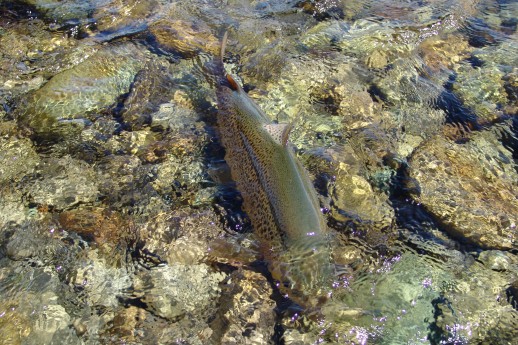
[263,123,293,147]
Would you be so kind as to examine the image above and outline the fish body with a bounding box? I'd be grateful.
[208,34,335,307]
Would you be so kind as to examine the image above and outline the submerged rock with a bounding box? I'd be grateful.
[94,153,168,214]
[0,260,80,345]
[408,128,517,249]
[58,207,130,250]
[22,0,91,21]
[93,0,159,36]
[418,33,472,73]
[119,58,176,129]
[24,155,99,210]
[71,248,133,309]
[149,19,220,57]
[323,145,395,234]
[429,254,518,344]
[212,270,276,345]
[0,136,39,184]
[140,207,225,266]
[130,263,225,321]
[0,186,30,229]
[18,42,146,136]
[0,18,84,102]
[453,63,508,123]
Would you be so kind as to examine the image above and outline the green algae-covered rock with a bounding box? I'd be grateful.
[409,129,517,250]
[19,43,146,135]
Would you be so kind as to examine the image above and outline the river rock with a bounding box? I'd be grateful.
[18,43,146,136]
[140,206,226,266]
[214,270,276,345]
[0,136,39,184]
[327,145,395,231]
[93,0,159,35]
[149,19,220,57]
[0,261,79,345]
[25,155,99,210]
[0,18,82,102]
[452,63,508,123]
[429,255,518,344]
[71,248,133,308]
[418,32,472,73]
[23,0,91,21]
[130,263,225,321]
[120,59,176,129]
[408,128,517,249]
[0,186,29,229]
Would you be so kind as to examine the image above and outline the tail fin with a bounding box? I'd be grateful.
[220,31,228,63]
[198,31,231,88]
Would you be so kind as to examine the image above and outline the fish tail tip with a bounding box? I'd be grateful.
[221,31,229,61]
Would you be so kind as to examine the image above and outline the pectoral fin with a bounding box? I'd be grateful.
[263,123,293,147]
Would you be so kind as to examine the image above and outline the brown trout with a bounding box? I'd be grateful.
[206,33,335,308]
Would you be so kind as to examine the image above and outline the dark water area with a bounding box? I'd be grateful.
[0,0,517,344]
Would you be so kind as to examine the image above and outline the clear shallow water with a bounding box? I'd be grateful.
[0,0,517,344]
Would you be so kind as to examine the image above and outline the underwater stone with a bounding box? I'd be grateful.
[419,33,472,72]
[140,207,225,266]
[19,43,146,135]
[0,261,80,344]
[453,63,508,123]
[478,250,513,271]
[120,59,176,130]
[26,155,99,210]
[94,154,170,214]
[503,69,518,110]
[331,160,395,232]
[0,187,29,228]
[150,102,199,131]
[22,0,91,21]
[0,136,39,184]
[149,19,219,57]
[93,0,158,35]
[132,263,225,321]
[304,144,395,237]
[409,131,517,250]
[58,207,130,251]
[432,257,518,344]
[27,304,73,345]
[72,248,133,308]
[214,270,276,345]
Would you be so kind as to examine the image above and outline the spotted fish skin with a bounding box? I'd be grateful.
[208,35,335,307]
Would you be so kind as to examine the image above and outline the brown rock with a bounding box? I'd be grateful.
[210,270,277,345]
[149,19,219,57]
[409,131,517,249]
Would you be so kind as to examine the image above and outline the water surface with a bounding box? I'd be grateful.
[0,0,517,344]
